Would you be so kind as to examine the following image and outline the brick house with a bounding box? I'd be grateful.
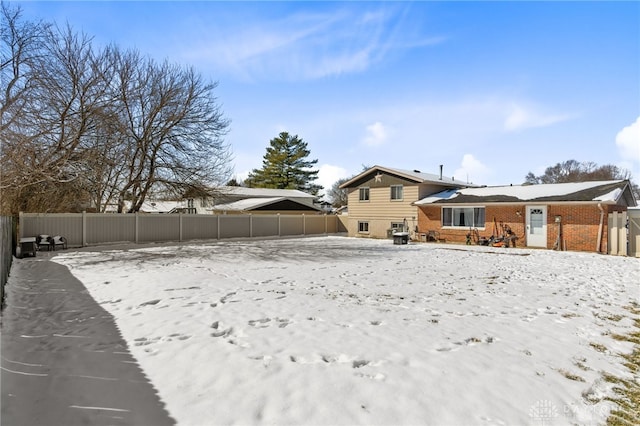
[414,180,636,253]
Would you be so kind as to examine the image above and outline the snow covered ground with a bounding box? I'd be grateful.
[52,236,639,426]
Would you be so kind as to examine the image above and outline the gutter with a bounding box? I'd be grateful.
[596,203,605,253]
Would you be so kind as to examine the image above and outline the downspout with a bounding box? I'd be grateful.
[596,203,604,253]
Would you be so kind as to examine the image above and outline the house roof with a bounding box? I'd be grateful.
[210,197,322,212]
[414,180,636,206]
[217,186,316,199]
[339,165,476,188]
[139,200,182,213]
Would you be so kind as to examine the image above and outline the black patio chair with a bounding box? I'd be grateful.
[51,236,67,250]
[36,235,52,251]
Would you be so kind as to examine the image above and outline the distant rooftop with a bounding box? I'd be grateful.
[218,186,316,198]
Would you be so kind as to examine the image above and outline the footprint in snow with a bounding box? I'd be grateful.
[352,360,370,368]
[276,318,291,328]
[219,292,237,304]
[248,318,271,327]
[139,299,161,307]
[211,327,233,338]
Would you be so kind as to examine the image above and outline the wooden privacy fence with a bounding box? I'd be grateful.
[19,212,347,248]
[1,216,16,306]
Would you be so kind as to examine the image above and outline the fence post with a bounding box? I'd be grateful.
[19,211,23,239]
[325,214,328,235]
[302,214,306,235]
[179,214,183,242]
[249,214,253,238]
[135,213,139,244]
[217,215,220,240]
[278,214,281,237]
[82,211,87,247]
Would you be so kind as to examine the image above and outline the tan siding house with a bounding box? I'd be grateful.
[340,166,475,239]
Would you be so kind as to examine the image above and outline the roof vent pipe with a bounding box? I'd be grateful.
[439,165,443,180]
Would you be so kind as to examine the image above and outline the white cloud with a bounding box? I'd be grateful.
[503,104,572,132]
[316,164,350,195]
[362,121,388,147]
[180,5,446,81]
[616,116,640,164]
[453,154,491,185]
[234,170,251,183]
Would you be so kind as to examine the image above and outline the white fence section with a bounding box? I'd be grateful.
[608,211,628,256]
[627,209,640,258]
[19,212,346,248]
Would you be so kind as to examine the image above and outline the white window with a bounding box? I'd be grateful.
[391,222,405,231]
[358,221,369,233]
[359,187,370,201]
[390,185,403,200]
[442,207,485,228]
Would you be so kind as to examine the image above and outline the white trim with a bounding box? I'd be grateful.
[441,206,486,228]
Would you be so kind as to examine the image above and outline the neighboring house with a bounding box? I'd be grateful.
[209,197,322,215]
[139,200,182,213]
[104,200,181,213]
[414,180,637,253]
[120,187,321,215]
[339,165,476,239]
[207,187,321,215]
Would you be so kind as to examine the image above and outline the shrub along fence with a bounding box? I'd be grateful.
[1,216,16,306]
[19,212,347,248]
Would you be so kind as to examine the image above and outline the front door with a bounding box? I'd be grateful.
[526,205,547,248]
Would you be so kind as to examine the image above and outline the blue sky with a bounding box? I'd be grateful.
[17,1,640,194]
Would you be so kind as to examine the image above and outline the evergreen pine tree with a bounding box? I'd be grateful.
[246,132,322,195]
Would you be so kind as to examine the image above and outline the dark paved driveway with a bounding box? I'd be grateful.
[1,253,175,426]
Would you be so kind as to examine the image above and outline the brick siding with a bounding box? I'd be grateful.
[418,204,627,252]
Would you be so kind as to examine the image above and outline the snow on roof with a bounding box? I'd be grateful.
[220,187,316,198]
[597,188,623,203]
[211,197,284,211]
[415,180,628,205]
[139,200,182,213]
[387,167,475,186]
[340,165,476,188]
[211,197,321,212]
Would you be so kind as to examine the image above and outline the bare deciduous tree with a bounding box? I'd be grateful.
[525,160,633,184]
[0,2,49,132]
[1,3,232,214]
[525,159,638,199]
[327,177,350,207]
[112,51,231,212]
